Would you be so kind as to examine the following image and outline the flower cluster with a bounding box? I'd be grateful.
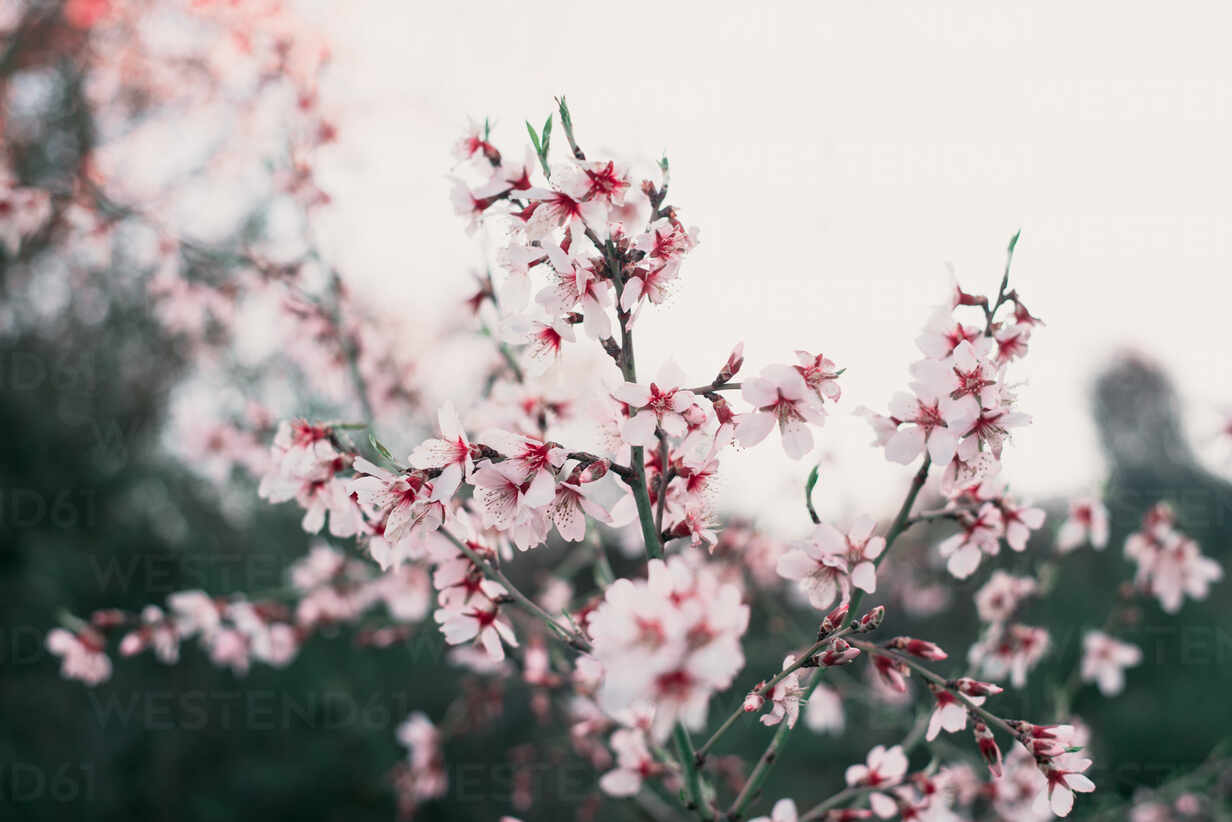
[1124,503,1223,613]
[587,555,749,741]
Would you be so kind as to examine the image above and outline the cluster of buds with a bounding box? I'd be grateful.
[815,638,861,668]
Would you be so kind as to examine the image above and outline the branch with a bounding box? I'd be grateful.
[440,528,592,652]
[843,455,930,627]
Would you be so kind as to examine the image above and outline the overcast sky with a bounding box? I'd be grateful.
[306,1,1232,530]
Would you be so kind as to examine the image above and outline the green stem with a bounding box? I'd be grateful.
[843,455,930,627]
[723,671,824,820]
[673,723,705,815]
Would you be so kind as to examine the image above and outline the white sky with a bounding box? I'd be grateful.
[306,1,1232,530]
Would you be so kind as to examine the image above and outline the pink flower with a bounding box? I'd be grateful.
[999,496,1046,552]
[588,556,749,741]
[1124,505,1223,613]
[549,465,612,542]
[968,623,1050,688]
[469,460,556,538]
[925,683,982,741]
[1034,753,1095,817]
[778,516,885,608]
[349,458,444,544]
[1080,630,1142,696]
[974,571,1037,624]
[937,503,1004,579]
[408,402,474,501]
[759,655,805,729]
[1056,497,1109,552]
[521,186,605,241]
[804,683,845,734]
[47,628,111,685]
[434,578,519,661]
[884,388,978,466]
[598,728,657,797]
[613,363,697,447]
[737,364,826,459]
[845,744,910,816]
[915,308,988,360]
[793,350,842,403]
[749,798,799,822]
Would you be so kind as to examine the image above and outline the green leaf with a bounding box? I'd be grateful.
[368,432,395,465]
[1007,228,1021,253]
[525,120,541,155]
[541,114,553,157]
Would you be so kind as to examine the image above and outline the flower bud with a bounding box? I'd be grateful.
[818,603,849,639]
[710,396,735,425]
[742,689,765,713]
[888,636,947,661]
[854,605,885,633]
[871,653,909,692]
[91,609,127,629]
[973,721,1003,778]
[714,342,744,385]
[953,677,1004,697]
[818,638,860,667]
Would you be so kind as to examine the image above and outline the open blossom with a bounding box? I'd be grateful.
[469,460,555,549]
[1124,505,1222,613]
[975,571,1037,624]
[804,683,845,734]
[793,351,842,403]
[883,388,977,466]
[47,628,112,685]
[926,682,983,741]
[737,364,827,459]
[549,462,612,542]
[758,655,805,728]
[349,458,444,543]
[620,217,697,312]
[1056,497,1109,552]
[749,799,800,822]
[845,744,909,815]
[408,402,473,501]
[433,576,518,661]
[937,503,1004,579]
[588,555,749,741]
[777,516,885,609]
[968,623,1049,688]
[1034,752,1096,817]
[1081,630,1142,696]
[613,362,697,447]
[394,712,447,813]
[597,728,657,797]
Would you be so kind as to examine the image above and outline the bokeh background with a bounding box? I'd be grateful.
[3,1,1232,820]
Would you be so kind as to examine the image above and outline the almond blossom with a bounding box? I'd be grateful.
[46,628,112,686]
[597,727,657,797]
[883,388,977,466]
[968,623,1050,688]
[1123,504,1223,613]
[1080,630,1143,696]
[777,516,886,608]
[1056,497,1110,552]
[737,364,828,459]
[749,798,800,822]
[937,503,1004,579]
[588,555,749,741]
[407,402,474,501]
[613,362,698,447]
[845,744,910,815]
